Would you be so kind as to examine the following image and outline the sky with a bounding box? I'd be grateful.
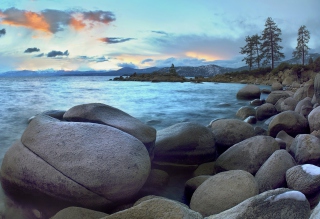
[0,0,319,72]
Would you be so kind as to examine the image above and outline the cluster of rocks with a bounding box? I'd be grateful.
[2,75,320,219]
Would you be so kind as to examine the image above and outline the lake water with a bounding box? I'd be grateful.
[0,76,270,218]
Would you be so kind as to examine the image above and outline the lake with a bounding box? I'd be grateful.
[0,76,270,218]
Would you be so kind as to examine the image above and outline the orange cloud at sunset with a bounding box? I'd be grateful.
[185,51,221,61]
[70,17,86,30]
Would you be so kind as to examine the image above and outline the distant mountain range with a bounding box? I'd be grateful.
[1,53,319,78]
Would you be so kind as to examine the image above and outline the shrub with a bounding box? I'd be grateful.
[313,57,320,72]
[270,62,291,74]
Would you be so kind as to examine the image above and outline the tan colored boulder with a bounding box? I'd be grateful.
[255,150,296,193]
[236,106,255,120]
[210,119,255,151]
[271,82,283,91]
[275,97,298,112]
[289,134,320,165]
[293,84,314,101]
[276,130,294,150]
[268,111,309,137]
[190,170,258,216]
[154,122,216,165]
[193,162,216,177]
[236,84,261,100]
[255,103,277,121]
[51,207,108,219]
[286,164,320,196]
[308,106,320,132]
[63,103,156,156]
[295,97,313,117]
[265,91,290,105]
[185,175,211,199]
[101,198,202,219]
[215,136,279,175]
[206,188,310,219]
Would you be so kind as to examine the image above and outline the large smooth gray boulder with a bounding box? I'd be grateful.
[210,119,255,151]
[206,188,310,219]
[190,170,258,217]
[293,84,314,102]
[255,103,277,121]
[286,164,320,196]
[236,84,261,100]
[308,106,320,132]
[271,82,283,91]
[275,97,298,112]
[1,115,151,208]
[51,207,108,219]
[154,122,216,165]
[289,134,320,165]
[236,106,255,120]
[63,103,156,156]
[215,136,279,175]
[265,91,290,105]
[268,111,309,137]
[255,150,296,193]
[101,198,203,219]
[295,97,313,117]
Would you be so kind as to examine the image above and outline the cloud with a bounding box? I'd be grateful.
[35,53,44,57]
[117,62,137,69]
[141,58,153,64]
[24,47,40,53]
[99,37,135,44]
[47,50,69,57]
[151,30,168,35]
[0,28,5,37]
[78,55,108,63]
[0,8,116,33]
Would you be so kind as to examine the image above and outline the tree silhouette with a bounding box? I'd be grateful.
[261,17,284,69]
[169,64,177,75]
[293,25,310,65]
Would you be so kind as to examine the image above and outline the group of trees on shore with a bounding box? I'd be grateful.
[240,17,311,70]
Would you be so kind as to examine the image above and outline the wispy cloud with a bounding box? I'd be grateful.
[47,50,69,57]
[99,37,135,44]
[0,8,116,34]
[0,28,5,37]
[24,47,40,53]
[151,30,168,35]
[35,53,44,57]
[141,58,153,64]
[78,55,108,63]
[117,62,137,69]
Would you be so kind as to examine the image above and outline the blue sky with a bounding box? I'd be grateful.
[0,0,319,72]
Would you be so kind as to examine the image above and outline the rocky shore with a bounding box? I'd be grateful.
[1,73,320,218]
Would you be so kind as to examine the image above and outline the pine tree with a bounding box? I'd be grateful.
[240,36,255,70]
[293,25,310,65]
[169,64,177,75]
[261,17,284,69]
[252,34,262,68]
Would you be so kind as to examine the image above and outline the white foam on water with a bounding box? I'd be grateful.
[265,191,306,202]
[302,164,320,176]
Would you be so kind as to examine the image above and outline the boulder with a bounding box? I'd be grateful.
[314,73,320,104]
[154,122,216,165]
[255,103,277,121]
[276,130,294,150]
[102,198,203,219]
[215,136,279,175]
[210,119,255,152]
[254,126,268,136]
[286,164,320,195]
[250,99,265,106]
[140,169,169,194]
[271,82,283,91]
[265,91,290,105]
[236,106,255,120]
[293,84,314,102]
[63,103,156,156]
[236,84,261,100]
[185,175,210,199]
[206,188,310,219]
[190,170,258,216]
[308,106,320,132]
[1,115,151,209]
[295,97,313,116]
[275,138,287,149]
[310,201,320,219]
[289,134,320,165]
[244,116,257,124]
[193,162,216,177]
[275,97,298,112]
[268,111,309,137]
[255,150,296,193]
[51,207,108,219]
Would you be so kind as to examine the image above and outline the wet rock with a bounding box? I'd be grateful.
[236,106,255,120]
[289,134,320,165]
[206,188,310,219]
[185,175,210,199]
[286,164,320,196]
[154,122,216,165]
[210,119,255,152]
[265,91,290,105]
[271,82,283,91]
[255,150,296,193]
[63,103,156,156]
[215,136,279,175]
[103,198,202,219]
[51,207,108,219]
[268,111,309,137]
[193,162,216,177]
[190,170,258,217]
[255,103,277,121]
[236,84,261,100]
[244,116,257,124]
[308,106,320,132]
[250,99,265,106]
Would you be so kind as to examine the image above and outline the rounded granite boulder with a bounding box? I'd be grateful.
[308,106,320,132]
[154,122,216,165]
[1,114,151,209]
[265,91,290,105]
[255,103,277,121]
[236,84,261,100]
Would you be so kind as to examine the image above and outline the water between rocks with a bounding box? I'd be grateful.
[0,76,270,218]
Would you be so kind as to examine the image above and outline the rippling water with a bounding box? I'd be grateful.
[0,76,270,218]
